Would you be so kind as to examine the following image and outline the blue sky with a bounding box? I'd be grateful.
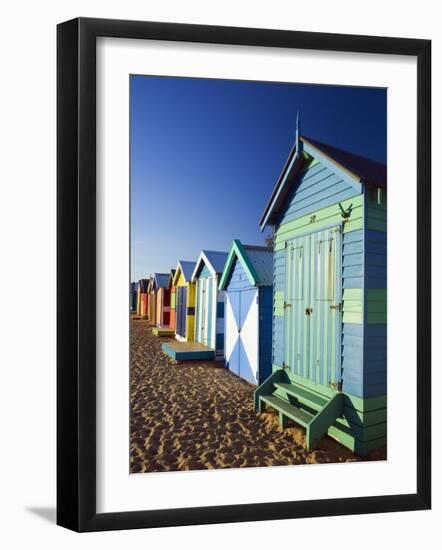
[130,75,386,281]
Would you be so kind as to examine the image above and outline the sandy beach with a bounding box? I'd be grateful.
[130,318,386,473]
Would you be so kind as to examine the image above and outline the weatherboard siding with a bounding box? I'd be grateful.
[268,153,387,453]
[279,161,359,225]
[274,194,363,251]
[362,188,387,397]
[272,155,358,377]
[225,257,253,291]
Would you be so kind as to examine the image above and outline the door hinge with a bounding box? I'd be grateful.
[284,301,291,309]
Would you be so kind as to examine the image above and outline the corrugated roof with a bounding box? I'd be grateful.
[202,250,228,274]
[179,261,196,282]
[301,136,387,188]
[243,245,273,286]
[153,273,169,288]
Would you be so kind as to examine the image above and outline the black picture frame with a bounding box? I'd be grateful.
[57,17,431,532]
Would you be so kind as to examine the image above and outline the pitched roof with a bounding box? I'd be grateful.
[192,250,228,281]
[173,260,196,285]
[153,273,169,289]
[243,244,273,285]
[302,136,386,189]
[219,240,273,289]
[260,134,386,229]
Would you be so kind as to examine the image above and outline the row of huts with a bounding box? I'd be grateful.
[131,121,387,455]
[131,243,273,386]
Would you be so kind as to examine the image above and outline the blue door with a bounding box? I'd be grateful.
[284,226,342,388]
[176,286,187,338]
[238,288,257,384]
[226,288,258,384]
[227,291,240,376]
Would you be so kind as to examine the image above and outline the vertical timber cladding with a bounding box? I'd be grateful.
[172,261,196,342]
[168,269,177,330]
[263,133,387,454]
[192,250,228,358]
[283,226,342,388]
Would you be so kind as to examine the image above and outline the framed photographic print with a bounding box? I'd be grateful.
[57,17,431,532]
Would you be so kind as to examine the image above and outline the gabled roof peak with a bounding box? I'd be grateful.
[260,131,386,230]
[191,249,228,281]
[172,260,196,285]
[219,239,273,290]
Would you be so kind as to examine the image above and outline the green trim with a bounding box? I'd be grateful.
[343,392,387,412]
[273,366,335,398]
[343,405,387,427]
[334,417,387,442]
[274,195,363,251]
[274,290,284,317]
[308,393,343,450]
[219,239,260,290]
[253,369,286,411]
[328,427,386,455]
[367,311,387,324]
[367,287,386,323]
[272,365,387,412]
[261,368,386,454]
[367,218,387,232]
[368,288,386,301]
[343,288,363,301]
[343,312,363,324]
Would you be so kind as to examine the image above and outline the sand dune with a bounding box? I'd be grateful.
[130,319,385,473]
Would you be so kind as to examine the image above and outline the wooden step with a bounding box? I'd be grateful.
[259,394,314,428]
[274,382,328,411]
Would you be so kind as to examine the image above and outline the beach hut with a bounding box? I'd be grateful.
[147,277,156,323]
[130,281,138,312]
[219,241,273,385]
[151,273,175,336]
[136,278,149,317]
[136,281,142,315]
[153,273,170,326]
[192,250,228,359]
[255,116,387,455]
[172,260,197,342]
[168,269,177,331]
[161,260,220,361]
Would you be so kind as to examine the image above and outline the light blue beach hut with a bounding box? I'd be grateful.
[219,241,273,385]
[255,115,387,454]
[192,250,228,359]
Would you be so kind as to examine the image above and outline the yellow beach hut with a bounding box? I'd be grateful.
[172,260,196,342]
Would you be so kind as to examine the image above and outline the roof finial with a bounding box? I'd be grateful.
[296,110,300,150]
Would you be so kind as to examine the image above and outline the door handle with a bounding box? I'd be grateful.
[305,307,313,315]
[330,303,342,311]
